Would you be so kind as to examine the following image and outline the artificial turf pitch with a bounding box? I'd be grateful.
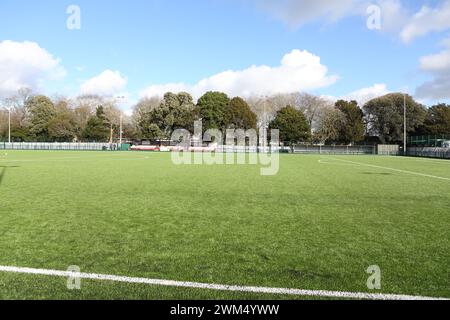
[0,151,449,300]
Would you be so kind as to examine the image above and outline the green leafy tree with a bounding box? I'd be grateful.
[364,93,427,143]
[47,100,76,142]
[226,97,257,130]
[136,92,196,141]
[82,106,109,142]
[48,112,76,142]
[74,105,94,141]
[269,105,311,148]
[167,92,197,132]
[25,95,56,141]
[335,100,365,144]
[196,91,230,131]
[0,111,8,141]
[420,104,450,135]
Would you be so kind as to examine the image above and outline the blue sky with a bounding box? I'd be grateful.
[1,0,450,112]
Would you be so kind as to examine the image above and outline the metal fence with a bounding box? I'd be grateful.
[293,145,376,155]
[405,147,450,159]
[0,142,117,151]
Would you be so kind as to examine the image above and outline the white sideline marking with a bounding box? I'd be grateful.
[331,158,450,182]
[0,266,447,300]
[389,156,450,164]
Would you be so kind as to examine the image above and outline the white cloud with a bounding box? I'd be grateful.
[323,83,390,106]
[0,40,66,98]
[416,76,450,100]
[400,0,450,43]
[253,0,450,44]
[341,83,390,105]
[416,37,450,99]
[252,0,409,31]
[141,83,190,98]
[80,70,127,96]
[420,43,450,73]
[377,0,410,33]
[141,49,338,99]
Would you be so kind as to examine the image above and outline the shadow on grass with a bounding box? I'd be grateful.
[0,166,20,186]
[362,172,393,176]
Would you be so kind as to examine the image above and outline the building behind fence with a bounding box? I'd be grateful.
[407,134,450,159]
[408,134,450,147]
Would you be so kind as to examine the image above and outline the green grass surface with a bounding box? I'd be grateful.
[0,151,449,300]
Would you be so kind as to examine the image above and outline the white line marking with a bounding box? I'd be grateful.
[318,160,364,167]
[384,156,450,164]
[0,266,447,300]
[331,158,450,182]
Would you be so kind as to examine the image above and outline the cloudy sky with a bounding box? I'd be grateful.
[1,0,450,113]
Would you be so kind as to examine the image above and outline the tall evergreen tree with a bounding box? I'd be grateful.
[82,106,110,142]
[25,95,56,141]
[226,97,257,130]
[196,91,230,131]
[335,100,365,144]
[269,105,311,147]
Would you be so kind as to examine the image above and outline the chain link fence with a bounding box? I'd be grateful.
[405,147,450,159]
[293,145,376,155]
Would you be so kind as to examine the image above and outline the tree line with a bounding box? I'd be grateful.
[1,88,450,145]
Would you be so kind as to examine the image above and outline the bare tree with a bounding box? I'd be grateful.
[133,96,162,118]
[247,93,302,129]
[298,93,333,134]
[71,95,105,141]
[314,107,346,145]
[2,88,34,140]
[132,96,162,135]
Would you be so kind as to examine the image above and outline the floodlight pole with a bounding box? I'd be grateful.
[261,95,268,153]
[119,113,123,146]
[404,94,407,155]
[115,96,125,148]
[263,97,267,153]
